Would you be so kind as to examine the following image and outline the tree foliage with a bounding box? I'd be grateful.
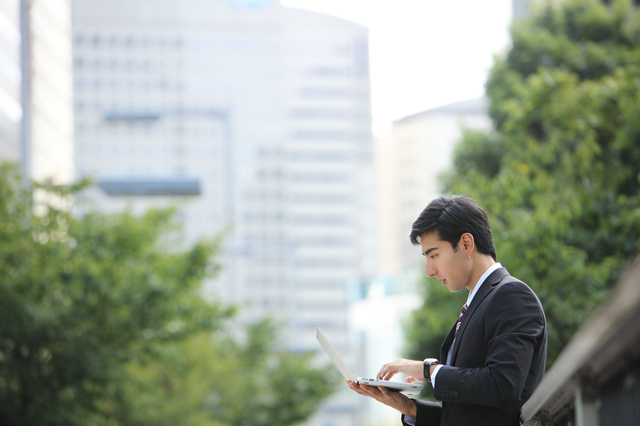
[406,0,640,368]
[0,163,336,425]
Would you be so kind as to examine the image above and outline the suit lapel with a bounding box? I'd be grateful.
[449,267,509,365]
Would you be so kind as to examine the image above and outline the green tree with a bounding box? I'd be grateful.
[406,0,640,368]
[0,162,230,425]
[0,163,336,425]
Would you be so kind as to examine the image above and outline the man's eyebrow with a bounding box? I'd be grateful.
[422,247,438,257]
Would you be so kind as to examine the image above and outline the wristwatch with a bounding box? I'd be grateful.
[423,359,440,383]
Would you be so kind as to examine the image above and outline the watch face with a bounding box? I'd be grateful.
[228,0,275,11]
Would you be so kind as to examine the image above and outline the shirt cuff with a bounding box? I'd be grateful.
[403,415,417,426]
[431,364,444,388]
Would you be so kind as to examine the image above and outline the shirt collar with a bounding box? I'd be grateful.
[467,262,502,307]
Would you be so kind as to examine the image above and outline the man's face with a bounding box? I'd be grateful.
[420,231,472,293]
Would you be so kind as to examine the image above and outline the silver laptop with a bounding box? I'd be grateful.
[316,327,423,395]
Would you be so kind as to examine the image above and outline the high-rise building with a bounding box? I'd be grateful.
[0,0,74,184]
[375,97,491,275]
[72,0,374,396]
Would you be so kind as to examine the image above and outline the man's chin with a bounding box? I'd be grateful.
[446,283,465,293]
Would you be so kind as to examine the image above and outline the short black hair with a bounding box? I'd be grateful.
[410,195,497,261]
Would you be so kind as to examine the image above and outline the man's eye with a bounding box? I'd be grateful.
[430,254,437,259]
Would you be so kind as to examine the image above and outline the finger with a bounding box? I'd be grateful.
[347,381,364,394]
[348,381,366,391]
[405,376,416,384]
[377,365,397,380]
[348,381,380,398]
[380,371,399,381]
[379,386,398,400]
[377,386,409,409]
[377,362,399,379]
[350,385,369,396]
[358,384,383,399]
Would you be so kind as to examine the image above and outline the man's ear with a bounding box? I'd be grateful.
[459,233,475,255]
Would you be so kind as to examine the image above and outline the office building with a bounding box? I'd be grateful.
[72,2,375,422]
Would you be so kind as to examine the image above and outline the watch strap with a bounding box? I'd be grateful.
[423,359,440,383]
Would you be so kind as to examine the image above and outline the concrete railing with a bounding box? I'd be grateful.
[520,261,640,426]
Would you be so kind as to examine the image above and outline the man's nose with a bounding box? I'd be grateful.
[425,263,436,278]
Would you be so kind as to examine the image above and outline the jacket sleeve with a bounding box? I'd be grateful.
[401,400,442,426]
[432,281,546,408]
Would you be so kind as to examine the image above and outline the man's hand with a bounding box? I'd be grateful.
[377,358,426,383]
[347,381,417,418]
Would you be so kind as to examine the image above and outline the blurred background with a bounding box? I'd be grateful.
[1,0,639,425]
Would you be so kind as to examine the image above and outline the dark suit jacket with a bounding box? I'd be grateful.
[402,268,547,426]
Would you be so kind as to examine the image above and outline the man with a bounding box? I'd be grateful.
[348,196,547,426]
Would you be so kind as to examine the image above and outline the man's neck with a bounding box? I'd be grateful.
[465,256,497,293]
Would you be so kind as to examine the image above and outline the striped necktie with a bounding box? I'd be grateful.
[454,303,468,340]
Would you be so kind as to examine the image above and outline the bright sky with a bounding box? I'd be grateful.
[279,0,514,136]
